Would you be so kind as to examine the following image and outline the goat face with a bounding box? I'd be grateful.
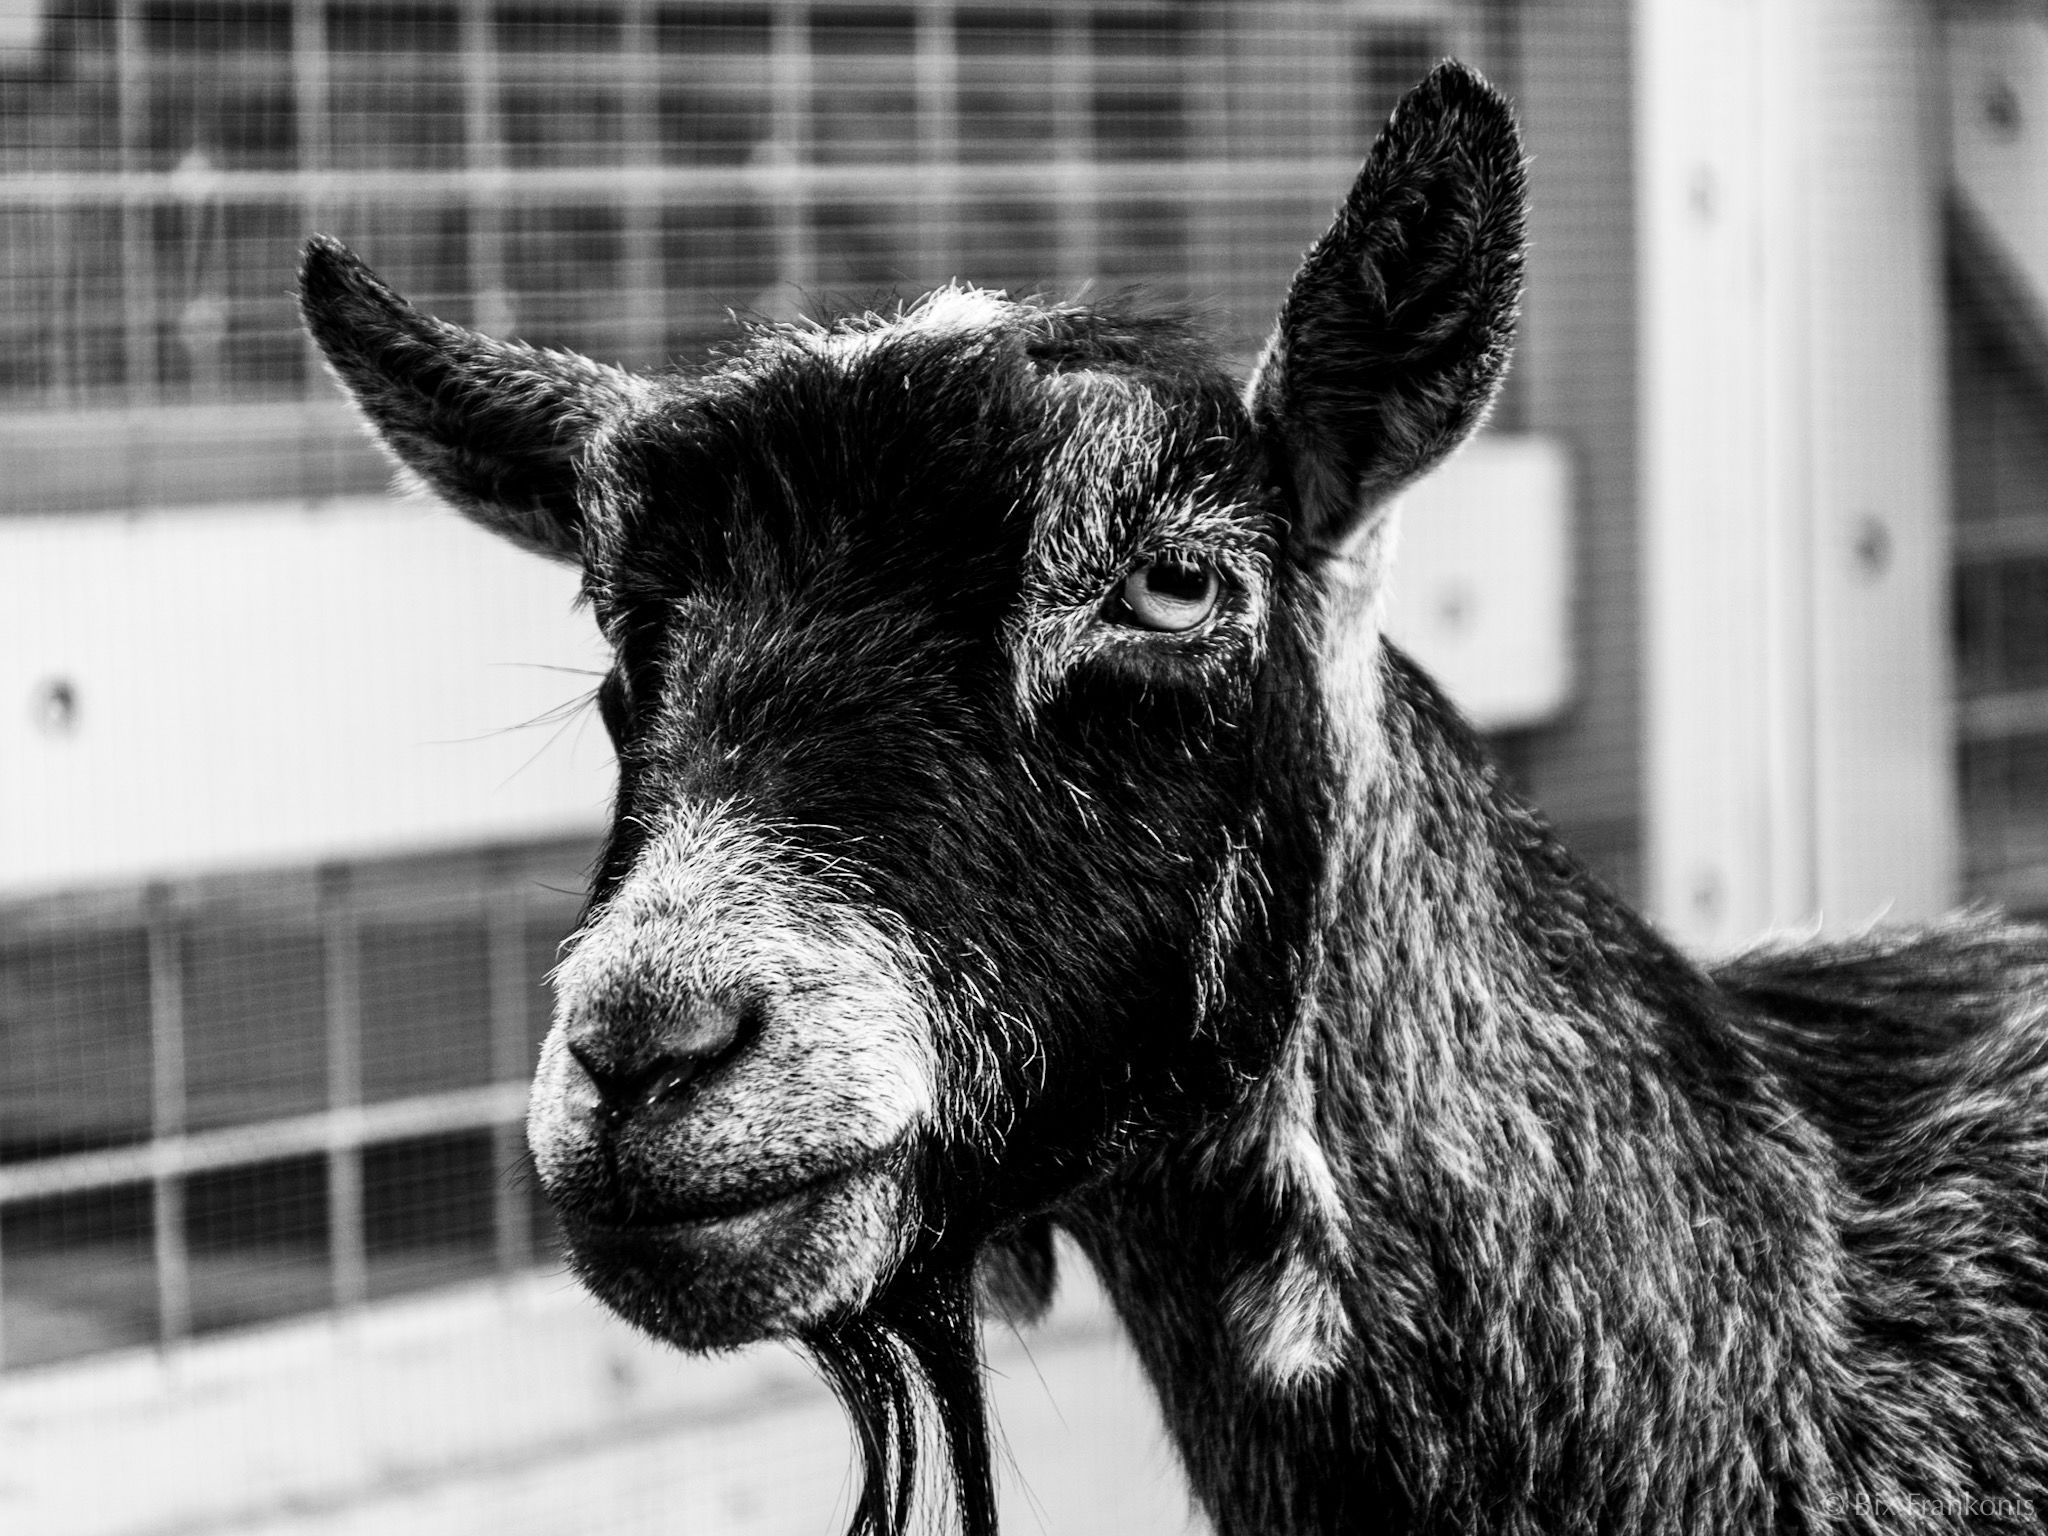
[299,61,1524,1351]
[545,332,1296,1346]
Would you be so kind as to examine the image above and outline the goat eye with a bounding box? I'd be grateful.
[1117,555,1222,632]
[596,670,632,741]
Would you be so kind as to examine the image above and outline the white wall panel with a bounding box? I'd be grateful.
[1637,0,1955,948]
[1951,16,2048,327]
[0,1244,1199,1536]
[1,497,613,895]
[1385,433,1575,732]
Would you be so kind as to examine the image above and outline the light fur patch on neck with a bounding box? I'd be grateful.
[1226,1238,1355,1393]
[1317,507,1396,776]
[1221,544,1396,1390]
[1225,1018,1356,1391]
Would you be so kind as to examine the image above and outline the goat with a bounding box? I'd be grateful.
[299,61,2048,1536]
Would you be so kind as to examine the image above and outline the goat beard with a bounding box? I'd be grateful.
[802,1255,998,1536]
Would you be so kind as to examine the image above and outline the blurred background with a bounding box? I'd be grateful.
[0,0,2033,1530]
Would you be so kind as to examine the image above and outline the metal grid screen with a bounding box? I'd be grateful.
[0,846,584,1368]
[1953,192,2048,917]
[0,0,1501,1372]
[1,3,1448,412]
[0,0,1483,1383]
[0,2,1662,1533]
[2,4,2034,1528]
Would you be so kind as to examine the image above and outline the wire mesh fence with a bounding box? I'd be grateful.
[0,0,1491,1381]
[0,0,1491,1398]
[1952,190,2048,913]
[0,12,1527,1530]
[11,0,2042,1530]
[0,840,588,1370]
[0,2,1458,414]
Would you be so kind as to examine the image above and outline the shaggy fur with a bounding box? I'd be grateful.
[301,61,2048,1536]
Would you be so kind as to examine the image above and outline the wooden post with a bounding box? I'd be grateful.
[621,0,665,368]
[1637,0,1955,948]
[1053,11,1093,289]
[116,0,155,403]
[322,867,367,1310]
[769,4,814,303]
[461,0,512,336]
[488,888,534,1274]
[147,887,192,1347]
[914,0,958,287]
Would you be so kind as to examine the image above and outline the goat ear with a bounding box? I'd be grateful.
[1247,61,1526,551]
[298,235,640,563]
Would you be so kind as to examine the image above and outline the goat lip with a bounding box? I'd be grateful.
[566,1155,885,1239]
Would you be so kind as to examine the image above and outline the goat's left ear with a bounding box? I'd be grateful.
[298,235,642,563]
[1248,61,1526,552]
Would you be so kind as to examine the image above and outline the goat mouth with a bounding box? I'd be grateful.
[562,1150,897,1241]
[552,1143,919,1349]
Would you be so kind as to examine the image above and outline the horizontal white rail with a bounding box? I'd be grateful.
[1955,515,2048,563]
[1959,688,2048,742]
[0,1082,530,1206]
[1,499,612,895]
[0,156,1359,207]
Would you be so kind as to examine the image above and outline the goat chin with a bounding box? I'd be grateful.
[549,1154,923,1349]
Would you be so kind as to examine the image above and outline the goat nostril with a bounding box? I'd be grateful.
[565,1037,605,1085]
[659,991,753,1063]
[562,991,761,1120]
[563,1038,636,1124]
[636,997,757,1110]
[643,1063,704,1112]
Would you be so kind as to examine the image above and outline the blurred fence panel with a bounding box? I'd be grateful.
[4,0,2039,1522]
[0,842,585,1368]
[0,4,1498,1530]
[0,0,1473,429]
[1950,11,2048,917]
[18,0,1979,1530]
[2,1247,1202,1536]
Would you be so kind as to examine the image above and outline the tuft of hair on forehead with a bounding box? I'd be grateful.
[580,287,1261,609]
[705,283,1240,397]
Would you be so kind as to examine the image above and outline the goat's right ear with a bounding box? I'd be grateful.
[298,235,641,563]
[1248,61,1526,553]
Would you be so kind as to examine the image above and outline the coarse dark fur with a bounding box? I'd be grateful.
[300,62,2048,1536]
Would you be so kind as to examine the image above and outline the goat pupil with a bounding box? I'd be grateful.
[1146,557,1210,601]
[597,671,631,741]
